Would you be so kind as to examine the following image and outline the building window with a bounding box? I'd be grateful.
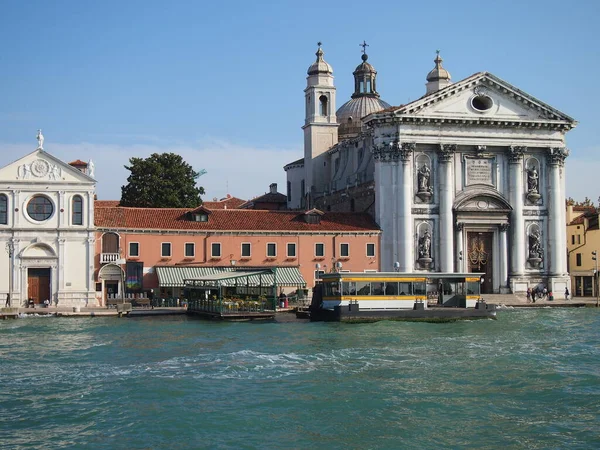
[571,235,575,245]
[267,243,277,257]
[72,195,83,225]
[161,242,171,258]
[287,243,296,258]
[185,243,195,258]
[367,243,375,257]
[241,242,251,258]
[129,242,139,258]
[287,181,291,201]
[576,253,582,266]
[27,195,53,221]
[340,243,349,257]
[0,194,7,225]
[350,198,355,212]
[315,243,324,257]
[578,235,581,244]
[211,243,221,258]
[319,95,328,116]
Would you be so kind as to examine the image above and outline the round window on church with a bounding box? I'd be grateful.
[27,195,54,221]
[471,95,494,112]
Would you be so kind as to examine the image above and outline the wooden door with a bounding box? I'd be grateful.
[467,232,493,294]
[28,268,51,304]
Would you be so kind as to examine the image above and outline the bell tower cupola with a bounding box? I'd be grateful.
[302,42,339,207]
[426,50,452,94]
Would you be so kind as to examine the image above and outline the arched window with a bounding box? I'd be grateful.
[0,194,7,225]
[72,195,83,225]
[319,95,328,116]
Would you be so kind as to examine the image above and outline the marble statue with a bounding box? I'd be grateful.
[417,164,431,192]
[529,229,542,259]
[418,230,432,259]
[36,129,44,150]
[527,167,539,194]
[88,159,95,178]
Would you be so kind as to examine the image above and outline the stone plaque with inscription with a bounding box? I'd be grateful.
[466,158,494,186]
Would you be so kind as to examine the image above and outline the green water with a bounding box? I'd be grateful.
[1,309,599,449]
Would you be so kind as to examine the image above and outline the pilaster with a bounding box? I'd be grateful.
[508,145,525,276]
[438,144,455,272]
[547,147,568,275]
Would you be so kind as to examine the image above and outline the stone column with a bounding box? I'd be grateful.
[499,223,509,289]
[508,146,525,276]
[438,144,455,272]
[547,148,568,275]
[455,222,464,272]
[399,142,414,272]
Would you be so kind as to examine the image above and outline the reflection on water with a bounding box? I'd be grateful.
[1,310,599,450]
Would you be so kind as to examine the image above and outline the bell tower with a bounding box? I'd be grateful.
[302,42,338,208]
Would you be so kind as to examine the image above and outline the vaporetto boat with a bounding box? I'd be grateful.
[309,272,497,323]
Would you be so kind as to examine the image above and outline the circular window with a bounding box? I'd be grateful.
[27,195,54,221]
[471,95,494,112]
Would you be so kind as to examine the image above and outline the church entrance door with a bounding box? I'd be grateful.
[467,232,493,294]
[28,268,51,304]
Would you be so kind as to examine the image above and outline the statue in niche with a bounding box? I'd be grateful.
[417,164,431,192]
[527,167,539,193]
[526,166,541,202]
[418,230,432,259]
[416,164,432,201]
[528,229,543,261]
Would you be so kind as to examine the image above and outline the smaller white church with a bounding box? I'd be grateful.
[0,132,97,307]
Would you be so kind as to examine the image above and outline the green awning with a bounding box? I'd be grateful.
[156,266,306,287]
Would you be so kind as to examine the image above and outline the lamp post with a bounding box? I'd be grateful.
[593,251,599,307]
[5,240,14,307]
[393,261,400,273]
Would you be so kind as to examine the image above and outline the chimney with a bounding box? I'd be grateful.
[269,183,277,194]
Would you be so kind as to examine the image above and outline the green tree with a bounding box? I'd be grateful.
[120,153,205,208]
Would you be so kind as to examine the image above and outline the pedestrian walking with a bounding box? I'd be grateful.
[526,288,531,303]
[4,293,9,307]
[565,287,570,301]
[542,286,548,300]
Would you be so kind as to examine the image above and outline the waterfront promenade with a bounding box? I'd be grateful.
[483,293,599,307]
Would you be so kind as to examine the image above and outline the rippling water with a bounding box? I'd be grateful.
[1,309,599,449]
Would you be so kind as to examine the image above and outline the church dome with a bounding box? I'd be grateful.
[307,45,333,75]
[336,44,391,138]
[337,97,391,137]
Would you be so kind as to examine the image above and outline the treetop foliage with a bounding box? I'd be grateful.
[120,152,205,208]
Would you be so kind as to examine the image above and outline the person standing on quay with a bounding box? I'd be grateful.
[5,293,9,307]
[565,287,570,301]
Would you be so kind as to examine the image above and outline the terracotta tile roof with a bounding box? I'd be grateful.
[95,206,380,233]
[69,159,88,166]
[573,205,596,212]
[202,196,246,209]
[569,216,586,226]
[95,200,121,207]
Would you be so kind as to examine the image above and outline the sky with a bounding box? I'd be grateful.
[0,0,598,203]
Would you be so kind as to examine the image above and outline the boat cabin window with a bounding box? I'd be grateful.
[466,280,481,295]
[323,281,342,296]
[413,282,426,296]
[342,281,355,295]
[355,281,370,295]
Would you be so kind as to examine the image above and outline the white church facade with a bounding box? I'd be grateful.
[285,45,577,294]
[0,133,97,307]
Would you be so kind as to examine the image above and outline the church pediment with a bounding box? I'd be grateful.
[454,188,512,213]
[0,149,95,185]
[366,73,576,130]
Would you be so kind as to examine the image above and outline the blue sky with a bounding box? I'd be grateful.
[0,0,598,202]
